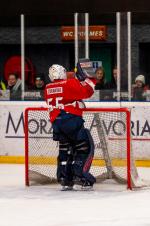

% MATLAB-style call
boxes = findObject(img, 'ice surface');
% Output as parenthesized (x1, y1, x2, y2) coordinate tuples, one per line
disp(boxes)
(0, 164, 150, 226)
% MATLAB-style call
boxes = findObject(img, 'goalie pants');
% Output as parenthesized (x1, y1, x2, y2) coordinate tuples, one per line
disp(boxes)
(52, 110, 96, 185)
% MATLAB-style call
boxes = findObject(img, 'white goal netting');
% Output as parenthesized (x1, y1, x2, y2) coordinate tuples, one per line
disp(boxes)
(25, 107, 148, 189)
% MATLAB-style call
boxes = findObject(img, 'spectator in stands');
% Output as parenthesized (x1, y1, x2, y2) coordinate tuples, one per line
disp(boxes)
(132, 74, 149, 101)
(34, 74, 45, 90)
(33, 74, 45, 100)
(95, 66, 118, 100)
(112, 66, 118, 85)
(7, 73, 22, 100)
(95, 67, 105, 90)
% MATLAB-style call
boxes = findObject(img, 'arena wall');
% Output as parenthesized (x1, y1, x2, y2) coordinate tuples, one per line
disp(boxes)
(1, 101, 150, 164)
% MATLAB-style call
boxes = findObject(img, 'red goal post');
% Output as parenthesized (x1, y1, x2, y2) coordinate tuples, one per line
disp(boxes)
(25, 107, 132, 189)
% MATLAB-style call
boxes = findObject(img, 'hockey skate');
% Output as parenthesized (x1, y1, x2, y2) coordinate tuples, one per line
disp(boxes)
(59, 178, 74, 191)
(81, 180, 94, 191)
(73, 176, 94, 191)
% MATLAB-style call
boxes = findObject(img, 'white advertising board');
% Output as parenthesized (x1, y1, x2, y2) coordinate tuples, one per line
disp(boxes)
(0, 101, 150, 159)
(0, 102, 46, 156)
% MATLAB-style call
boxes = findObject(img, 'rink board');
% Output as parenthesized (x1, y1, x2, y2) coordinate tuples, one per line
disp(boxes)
(1, 101, 150, 164)
(1, 155, 150, 167)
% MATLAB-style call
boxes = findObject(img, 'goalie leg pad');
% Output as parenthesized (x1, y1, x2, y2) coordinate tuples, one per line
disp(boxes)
(57, 141, 74, 186)
(73, 129, 96, 185)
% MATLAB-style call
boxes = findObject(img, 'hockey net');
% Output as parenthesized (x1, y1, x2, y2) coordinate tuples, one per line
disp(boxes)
(24, 107, 146, 189)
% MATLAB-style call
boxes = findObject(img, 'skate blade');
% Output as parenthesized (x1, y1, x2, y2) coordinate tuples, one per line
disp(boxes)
(73, 185, 94, 191)
(61, 186, 73, 191)
(81, 186, 94, 191)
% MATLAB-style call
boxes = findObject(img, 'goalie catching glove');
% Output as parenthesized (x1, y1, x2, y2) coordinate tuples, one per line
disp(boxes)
(76, 59, 96, 81)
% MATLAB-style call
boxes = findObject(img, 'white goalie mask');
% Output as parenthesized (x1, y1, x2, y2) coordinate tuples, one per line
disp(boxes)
(48, 64, 67, 82)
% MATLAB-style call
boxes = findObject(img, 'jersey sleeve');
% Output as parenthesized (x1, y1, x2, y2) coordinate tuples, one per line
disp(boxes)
(66, 78, 96, 100)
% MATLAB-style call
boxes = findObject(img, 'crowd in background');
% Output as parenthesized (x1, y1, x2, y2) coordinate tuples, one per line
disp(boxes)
(0, 72, 46, 100)
(0, 63, 150, 101)
(94, 66, 149, 101)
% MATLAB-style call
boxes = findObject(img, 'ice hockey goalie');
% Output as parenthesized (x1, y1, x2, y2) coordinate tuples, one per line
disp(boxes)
(45, 61, 96, 190)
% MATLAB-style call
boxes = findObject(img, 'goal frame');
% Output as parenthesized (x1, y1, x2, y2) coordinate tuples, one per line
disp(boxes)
(24, 107, 131, 189)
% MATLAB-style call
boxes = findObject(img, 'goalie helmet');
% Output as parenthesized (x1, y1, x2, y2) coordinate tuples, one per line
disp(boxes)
(48, 64, 67, 82)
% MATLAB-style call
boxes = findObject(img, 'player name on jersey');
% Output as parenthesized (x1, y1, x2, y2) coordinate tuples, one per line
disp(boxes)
(47, 87, 63, 94)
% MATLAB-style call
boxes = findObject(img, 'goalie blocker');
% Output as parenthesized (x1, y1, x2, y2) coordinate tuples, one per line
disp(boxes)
(76, 58, 96, 81)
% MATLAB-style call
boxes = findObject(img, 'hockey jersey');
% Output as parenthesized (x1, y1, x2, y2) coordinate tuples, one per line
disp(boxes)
(45, 78, 96, 122)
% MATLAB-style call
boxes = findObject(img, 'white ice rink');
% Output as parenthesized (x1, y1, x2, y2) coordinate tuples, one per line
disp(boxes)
(0, 164, 150, 226)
